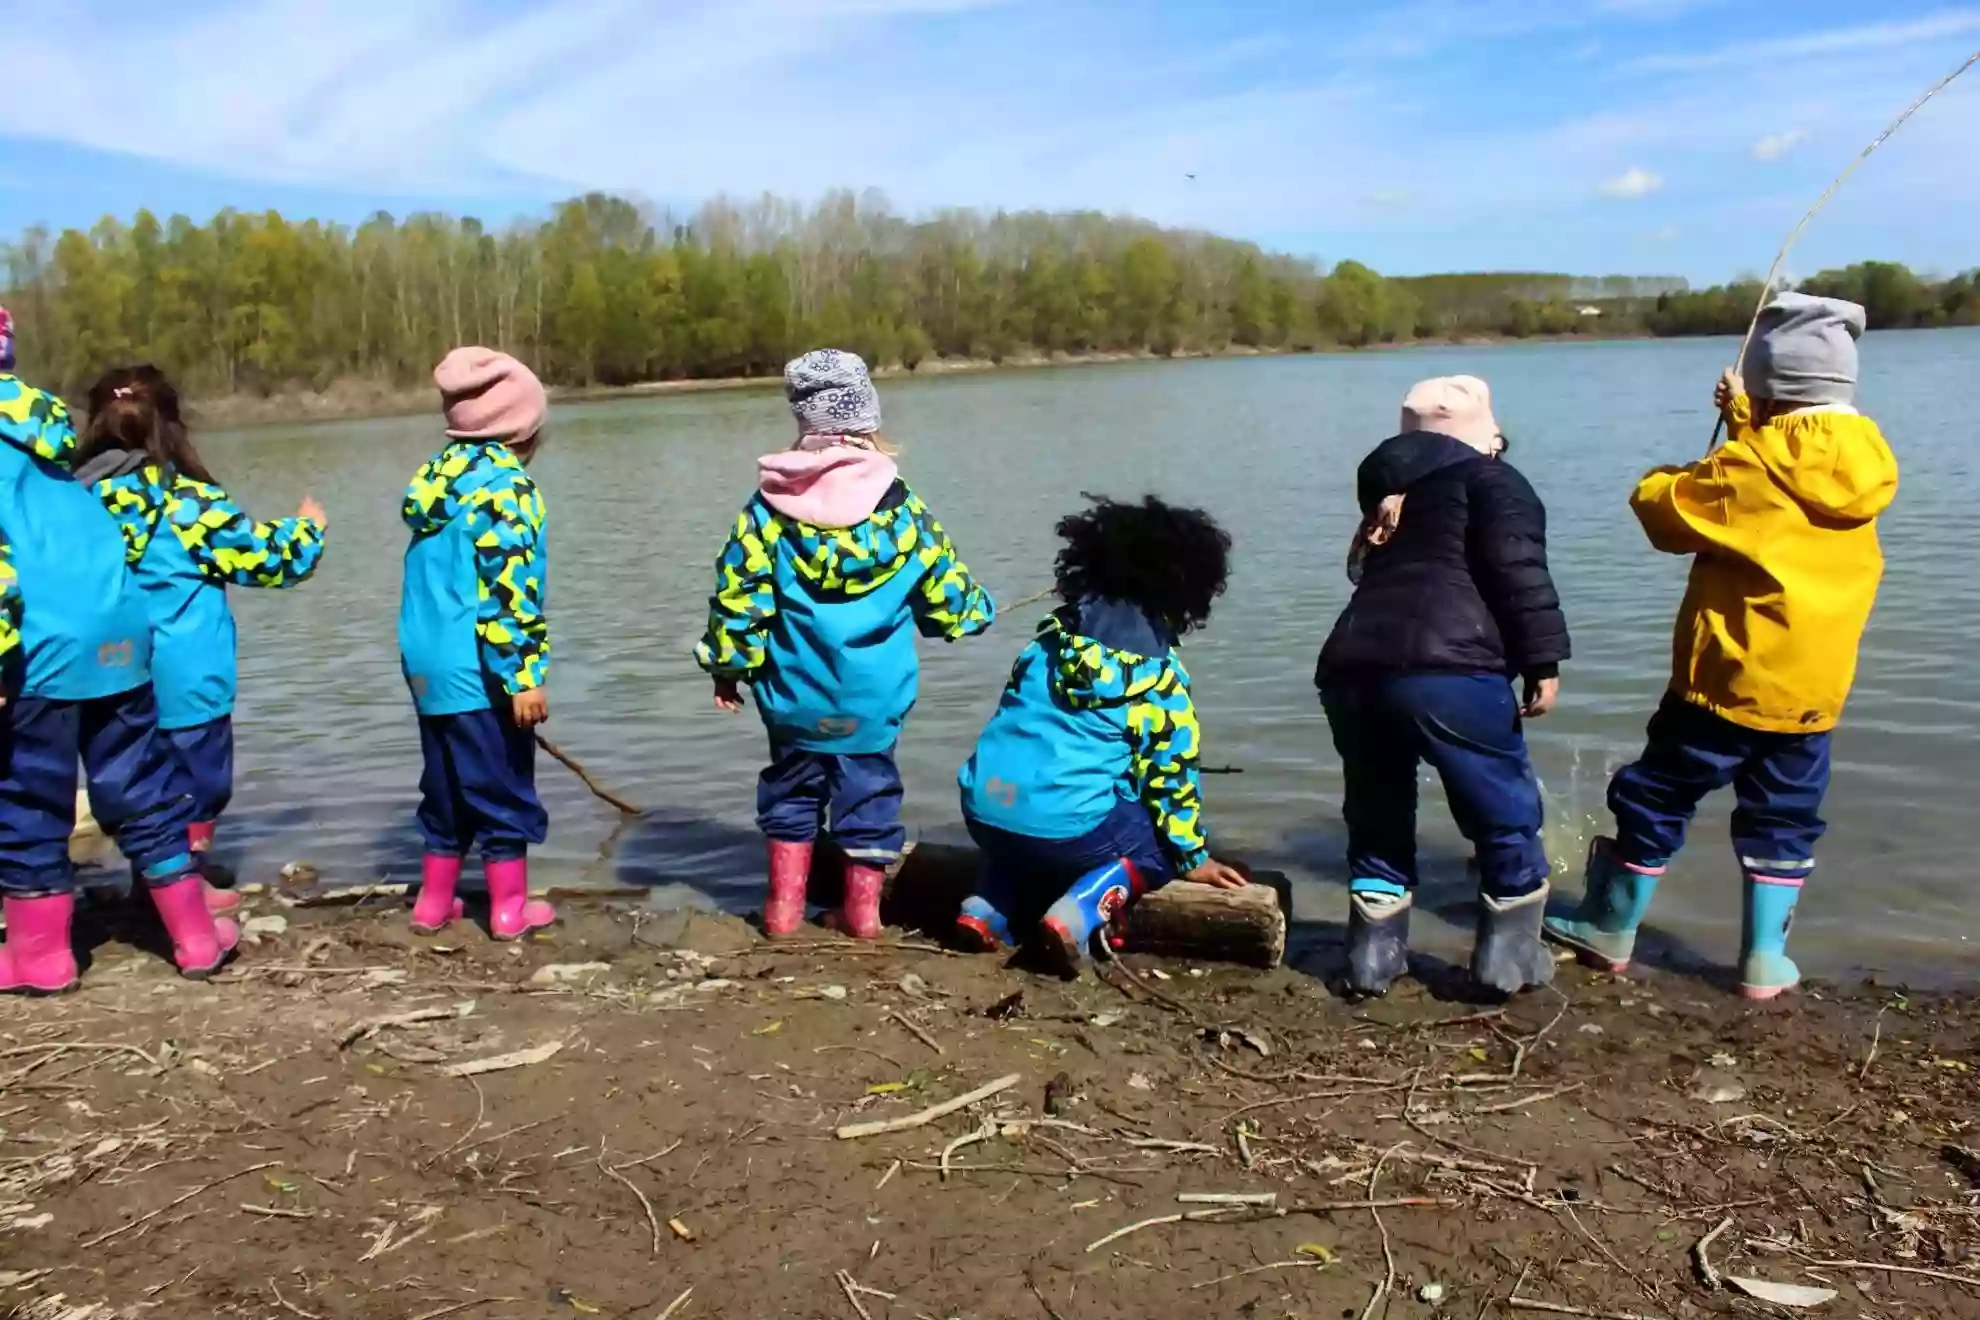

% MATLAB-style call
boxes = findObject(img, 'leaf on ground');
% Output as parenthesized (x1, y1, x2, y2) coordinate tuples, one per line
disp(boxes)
(751, 1021, 783, 1036)
(1295, 1243, 1338, 1263)
(1467, 1047, 1489, 1063)
(867, 1082, 911, 1095)
(1726, 1277, 1838, 1307)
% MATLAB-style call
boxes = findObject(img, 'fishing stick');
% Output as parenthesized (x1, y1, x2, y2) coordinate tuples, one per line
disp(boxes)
(535, 732, 642, 816)
(1707, 48, 1980, 453)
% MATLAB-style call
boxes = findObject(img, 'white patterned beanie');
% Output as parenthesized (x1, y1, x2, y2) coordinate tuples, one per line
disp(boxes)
(785, 349, 882, 438)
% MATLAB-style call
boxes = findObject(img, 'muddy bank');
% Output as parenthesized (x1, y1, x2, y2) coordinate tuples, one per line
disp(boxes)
(2, 893, 1976, 1320)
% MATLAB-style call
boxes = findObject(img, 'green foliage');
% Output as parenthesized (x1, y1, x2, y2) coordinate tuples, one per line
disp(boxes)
(2, 189, 1967, 400)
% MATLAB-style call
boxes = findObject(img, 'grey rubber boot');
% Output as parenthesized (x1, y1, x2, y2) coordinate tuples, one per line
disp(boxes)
(1345, 889, 1412, 997)
(1472, 883, 1556, 995)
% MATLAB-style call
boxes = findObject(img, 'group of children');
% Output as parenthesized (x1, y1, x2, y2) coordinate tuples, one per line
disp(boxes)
(0, 291, 1898, 1003)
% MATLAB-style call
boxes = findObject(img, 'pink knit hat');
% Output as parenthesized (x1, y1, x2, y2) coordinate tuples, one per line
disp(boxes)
(1400, 375, 1501, 454)
(434, 347, 547, 442)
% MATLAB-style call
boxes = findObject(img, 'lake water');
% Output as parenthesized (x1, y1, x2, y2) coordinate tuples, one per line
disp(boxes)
(198, 333, 1980, 984)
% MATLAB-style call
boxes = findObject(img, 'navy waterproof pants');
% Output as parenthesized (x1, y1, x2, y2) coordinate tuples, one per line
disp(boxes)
(964, 795, 1175, 928)
(1321, 672, 1550, 899)
(0, 685, 197, 895)
(416, 706, 547, 862)
(162, 716, 235, 823)
(1607, 695, 1829, 878)
(757, 743, 906, 865)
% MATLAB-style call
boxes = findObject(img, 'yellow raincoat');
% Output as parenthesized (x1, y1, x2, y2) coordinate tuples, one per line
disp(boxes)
(1630, 396, 1898, 734)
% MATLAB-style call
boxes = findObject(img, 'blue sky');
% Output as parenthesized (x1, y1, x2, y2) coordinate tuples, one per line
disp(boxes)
(3, 0, 1979, 282)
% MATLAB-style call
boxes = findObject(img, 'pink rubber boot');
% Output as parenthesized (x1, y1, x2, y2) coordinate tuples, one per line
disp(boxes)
(763, 840, 813, 939)
(486, 857, 555, 941)
(148, 876, 240, 979)
(410, 854, 466, 935)
(0, 894, 81, 995)
(824, 862, 885, 941)
(187, 822, 240, 915)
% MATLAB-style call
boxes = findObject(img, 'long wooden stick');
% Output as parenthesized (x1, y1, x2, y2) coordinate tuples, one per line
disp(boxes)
(535, 732, 641, 815)
(1708, 48, 1980, 453)
(836, 1073, 1021, 1140)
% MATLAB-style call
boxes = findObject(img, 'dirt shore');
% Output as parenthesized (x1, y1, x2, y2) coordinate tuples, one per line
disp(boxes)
(2, 891, 1976, 1320)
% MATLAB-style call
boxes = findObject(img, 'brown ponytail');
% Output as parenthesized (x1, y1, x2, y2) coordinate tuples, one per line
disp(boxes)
(82, 365, 214, 485)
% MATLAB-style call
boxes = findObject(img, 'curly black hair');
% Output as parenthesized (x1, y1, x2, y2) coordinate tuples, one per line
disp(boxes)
(1052, 494, 1233, 636)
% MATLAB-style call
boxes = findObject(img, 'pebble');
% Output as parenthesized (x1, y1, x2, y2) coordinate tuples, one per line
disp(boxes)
(528, 962, 611, 986)
(1418, 1283, 1446, 1304)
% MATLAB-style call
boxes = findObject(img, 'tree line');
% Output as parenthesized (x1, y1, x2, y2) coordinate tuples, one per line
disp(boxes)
(2, 189, 1974, 400)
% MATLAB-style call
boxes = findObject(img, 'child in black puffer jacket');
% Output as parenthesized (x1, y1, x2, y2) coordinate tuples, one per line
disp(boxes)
(1316, 375, 1570, 999)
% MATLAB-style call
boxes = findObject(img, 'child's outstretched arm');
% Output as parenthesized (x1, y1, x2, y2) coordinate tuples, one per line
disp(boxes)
(1631, 375, 1754, 556)
(169, 477, 328, 588)
(694, 504, 779, 709)
(904, 494, 995, 640)
(463, 467, 550, 723)
(1126, 659, 1245, 888)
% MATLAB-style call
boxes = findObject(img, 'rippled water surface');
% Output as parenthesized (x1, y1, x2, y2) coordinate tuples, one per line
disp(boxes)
(204, 333, 1980, 981)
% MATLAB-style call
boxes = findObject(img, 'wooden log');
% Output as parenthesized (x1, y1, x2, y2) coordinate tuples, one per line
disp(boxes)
(1122, 877, 1286, 969)
(856, 841, 1289, 969)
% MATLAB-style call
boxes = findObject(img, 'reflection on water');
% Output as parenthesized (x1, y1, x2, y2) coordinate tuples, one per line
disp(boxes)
(200, 332, 1980, 982)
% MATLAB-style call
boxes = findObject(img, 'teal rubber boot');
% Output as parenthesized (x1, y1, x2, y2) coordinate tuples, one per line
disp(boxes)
(1473, 884, 1556, 995)
(1543, 837, 1663, 973)
(1739, 873, 1803, 1000)
(1344, 880, 1412, 998)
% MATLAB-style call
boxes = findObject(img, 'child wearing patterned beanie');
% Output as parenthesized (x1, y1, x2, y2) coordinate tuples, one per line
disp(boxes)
(696, 348, 996, 940)
(399, 348, 555, 942)
(1549, 293, 1899, 999)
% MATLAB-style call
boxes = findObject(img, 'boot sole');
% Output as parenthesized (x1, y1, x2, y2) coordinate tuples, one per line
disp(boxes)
(1, 979, 80, 997)
(1740, 981, 1798, 1001)
(1541, 929, 1632, 975)
(491, 921, 556, 943)
(953, 916, 1004, 953)
(1038, 918, 1083, 978)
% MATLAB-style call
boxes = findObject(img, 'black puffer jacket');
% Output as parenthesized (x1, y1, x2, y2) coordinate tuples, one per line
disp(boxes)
(1316, 431, 1570, 684)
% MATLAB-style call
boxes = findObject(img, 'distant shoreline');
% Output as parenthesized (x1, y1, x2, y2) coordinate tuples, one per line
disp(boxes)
(191, 332, 1654, 432)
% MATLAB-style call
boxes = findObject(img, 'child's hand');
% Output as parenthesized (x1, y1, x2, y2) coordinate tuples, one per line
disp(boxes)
(512, 688, 549, 728)
(1521, 674, 1560, 718)
(297, 495, 328, 528)
(1715, 369, 1744, 414)
(713, 678, 745, 713)
(1183, 859, 1249, 889)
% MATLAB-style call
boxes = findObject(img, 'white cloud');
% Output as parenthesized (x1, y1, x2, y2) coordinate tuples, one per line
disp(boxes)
(1631, 11, 1980, 73)
(1650, 224, 1682, 241)
(1752, 129, 1809, 161)
(1600, 166, 1664, 198)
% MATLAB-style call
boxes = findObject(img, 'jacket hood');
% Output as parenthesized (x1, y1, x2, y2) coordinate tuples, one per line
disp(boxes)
(1744, 409, 1897, 525)
(403, 439, 522, 536)
(1046, 598, 1178, 711)
(1356, 431, 1484, 513)
(757, 446, 899, 528)
(765, 480, 924, 594)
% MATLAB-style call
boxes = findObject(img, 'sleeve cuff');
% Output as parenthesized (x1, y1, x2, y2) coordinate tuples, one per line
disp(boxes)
(1522, 663, 1559, 681)
(1172, 846, 1210, 874)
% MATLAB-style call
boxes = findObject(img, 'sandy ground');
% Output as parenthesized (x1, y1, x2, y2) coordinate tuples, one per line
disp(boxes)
(1, 889, 1977, 1320)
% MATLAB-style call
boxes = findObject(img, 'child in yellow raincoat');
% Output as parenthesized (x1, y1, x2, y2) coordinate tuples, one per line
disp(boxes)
(1547, 293, 1898, 999)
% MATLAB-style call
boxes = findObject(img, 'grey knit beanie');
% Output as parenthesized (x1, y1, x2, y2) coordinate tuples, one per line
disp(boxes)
(1745, 292, 1865, 406)
(785, 349, 882, 437)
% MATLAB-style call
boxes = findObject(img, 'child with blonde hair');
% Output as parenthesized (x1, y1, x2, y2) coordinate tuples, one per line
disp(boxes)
(697, 349, 994, 939)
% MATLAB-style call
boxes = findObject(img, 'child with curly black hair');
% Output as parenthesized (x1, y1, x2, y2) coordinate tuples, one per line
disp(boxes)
(956, 495, 1248, 973)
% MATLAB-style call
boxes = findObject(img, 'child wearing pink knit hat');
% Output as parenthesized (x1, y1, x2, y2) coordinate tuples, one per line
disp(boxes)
(398, 348, 555, 941)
